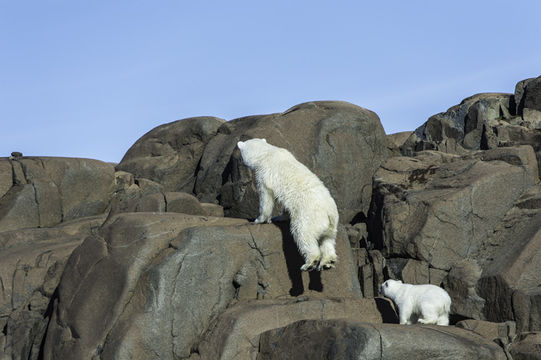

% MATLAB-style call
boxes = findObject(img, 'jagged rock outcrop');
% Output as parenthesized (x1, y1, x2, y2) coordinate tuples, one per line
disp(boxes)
(1, 78, 541, 359)
(0, 157, 114, 232)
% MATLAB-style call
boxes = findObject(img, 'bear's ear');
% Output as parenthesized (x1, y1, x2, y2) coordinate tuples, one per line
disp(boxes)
(237, 141, 245, 150)
(398, 280, 403, 283)
(262, 138, 267, 143)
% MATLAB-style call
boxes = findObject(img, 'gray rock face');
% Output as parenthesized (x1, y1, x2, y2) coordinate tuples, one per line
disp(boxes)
(0, 215, 106, 360)
(0, 157, 115, 232)
(257, 320, 507, 360)
(41, 213, 360, 359)
(116, 117, 226, 193)
(2, 80, 541, 359)
(370, 146, 538, 270)
(194, 101, 388, 223)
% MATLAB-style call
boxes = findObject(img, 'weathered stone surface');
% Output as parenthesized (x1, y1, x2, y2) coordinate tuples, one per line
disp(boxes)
(369, 146, 538, 270)
(387, 131, 413, 157)
(0, 159, 11, 198)
(510, 332, 541, 360)
(0, 215, 106, 360)
(116, 116, 226, 193)
(443, 259, 485, 320)
(196, 298, 392, 360)
(194, 101, 388, 223)
(42, 213, 360, 360)
(165, 191, 206, 215)
(257, 320, 507, 360)
(0, 157, 115, 232)
(402, 93, 514, 154)
(455, 319, 516, 344)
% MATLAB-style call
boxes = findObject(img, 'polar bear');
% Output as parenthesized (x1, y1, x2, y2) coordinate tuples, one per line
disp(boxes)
(380, 279, 451, 325)
(237, 138, 339, 271)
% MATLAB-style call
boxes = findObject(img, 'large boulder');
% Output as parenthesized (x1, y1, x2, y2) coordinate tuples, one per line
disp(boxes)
(195, 101, 388, 223)
(116, 116, 226, 193)
(256, 320, 507, 360)
(369, 145, 538, 271)
(42, 212, 360, 360)
(0, 157, 115, 232)
(196, 298, 395, 360)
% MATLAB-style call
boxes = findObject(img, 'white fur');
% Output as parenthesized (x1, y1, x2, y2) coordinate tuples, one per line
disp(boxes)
(237, 138, 339, 271)
(380, 279, 451, 326)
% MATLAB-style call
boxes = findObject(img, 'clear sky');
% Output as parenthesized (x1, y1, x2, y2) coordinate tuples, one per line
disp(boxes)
(1, 1, 540, 163)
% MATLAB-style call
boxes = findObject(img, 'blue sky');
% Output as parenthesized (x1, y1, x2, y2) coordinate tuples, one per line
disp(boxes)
(1, 1, 540, 163)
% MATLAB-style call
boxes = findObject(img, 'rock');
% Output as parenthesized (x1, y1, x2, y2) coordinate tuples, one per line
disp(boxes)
(0, 215, 106, 360)
(0, 157, 115, 232)
(387, 131, 413, 157)
(256, 320, 507, 360)
(116, 116, 226, 193)
(519, 76, 541, 114)
(444, 259, 485, 320)
(200, 202, 224, 217)
(455, 319, 516, 344)
(402, 77, 541, 177)
(194, 101, 388, 223)
(0, 159, 11, 198)
(369, 146, 539, 271)
(42, 213, 360, 359)
(510, 332, 541, 360)
(402, 93, 514, 154)
(196, 298, 390, 359)
(165, 191, 205, 215)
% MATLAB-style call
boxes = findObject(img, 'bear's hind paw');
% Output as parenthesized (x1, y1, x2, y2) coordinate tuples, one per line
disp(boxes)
(300, 259, 319, 272)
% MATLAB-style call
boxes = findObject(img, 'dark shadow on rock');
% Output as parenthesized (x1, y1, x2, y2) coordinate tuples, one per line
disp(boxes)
(375, 297, 399, 323)
(449, 313, 470, 326)
(276, 220, 324, 295)
(308, 271, 323, 291)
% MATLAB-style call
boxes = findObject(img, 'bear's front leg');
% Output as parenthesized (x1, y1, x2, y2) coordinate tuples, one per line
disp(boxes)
(254, 185, 274, 224)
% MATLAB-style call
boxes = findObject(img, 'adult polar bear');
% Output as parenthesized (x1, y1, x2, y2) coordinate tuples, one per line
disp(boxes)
(381, 279, 451, 325)
(237, 138, 339, 271)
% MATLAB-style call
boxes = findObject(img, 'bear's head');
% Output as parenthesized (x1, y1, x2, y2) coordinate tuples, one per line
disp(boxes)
(237, 138, 268, 169)
(380, 279, 403, 298)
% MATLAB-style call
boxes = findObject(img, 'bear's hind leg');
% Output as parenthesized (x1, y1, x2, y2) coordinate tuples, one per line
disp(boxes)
(417, 304, 439, 325)
(293, 231, 321, 271)
(318, 237, 337, 270)
(436, 314, 449, 326)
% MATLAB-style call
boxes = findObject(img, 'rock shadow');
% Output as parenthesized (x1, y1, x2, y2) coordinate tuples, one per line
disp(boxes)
(275, 220, 323, 296)
(375, 297, 399, 323)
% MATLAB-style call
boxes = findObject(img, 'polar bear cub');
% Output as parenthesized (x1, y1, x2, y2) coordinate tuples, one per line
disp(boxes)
(380, 279, 451, 325)
(237, 138, 339, 271)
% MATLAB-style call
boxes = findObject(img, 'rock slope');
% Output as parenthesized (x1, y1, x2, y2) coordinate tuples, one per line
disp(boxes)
(1, 78, 540, 359)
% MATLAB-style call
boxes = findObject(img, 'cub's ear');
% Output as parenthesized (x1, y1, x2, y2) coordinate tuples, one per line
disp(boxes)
(237, 141, 245, 149)
(398, 280, 403, 283)
(262, 138, 267, 143)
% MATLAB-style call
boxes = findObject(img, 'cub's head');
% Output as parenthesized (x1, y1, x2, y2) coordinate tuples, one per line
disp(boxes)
(380, 279, 403, 298)
(237, 138, 268, 168)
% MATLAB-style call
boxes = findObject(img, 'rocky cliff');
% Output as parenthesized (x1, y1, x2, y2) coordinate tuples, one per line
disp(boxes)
(1, 76, 541, 360)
